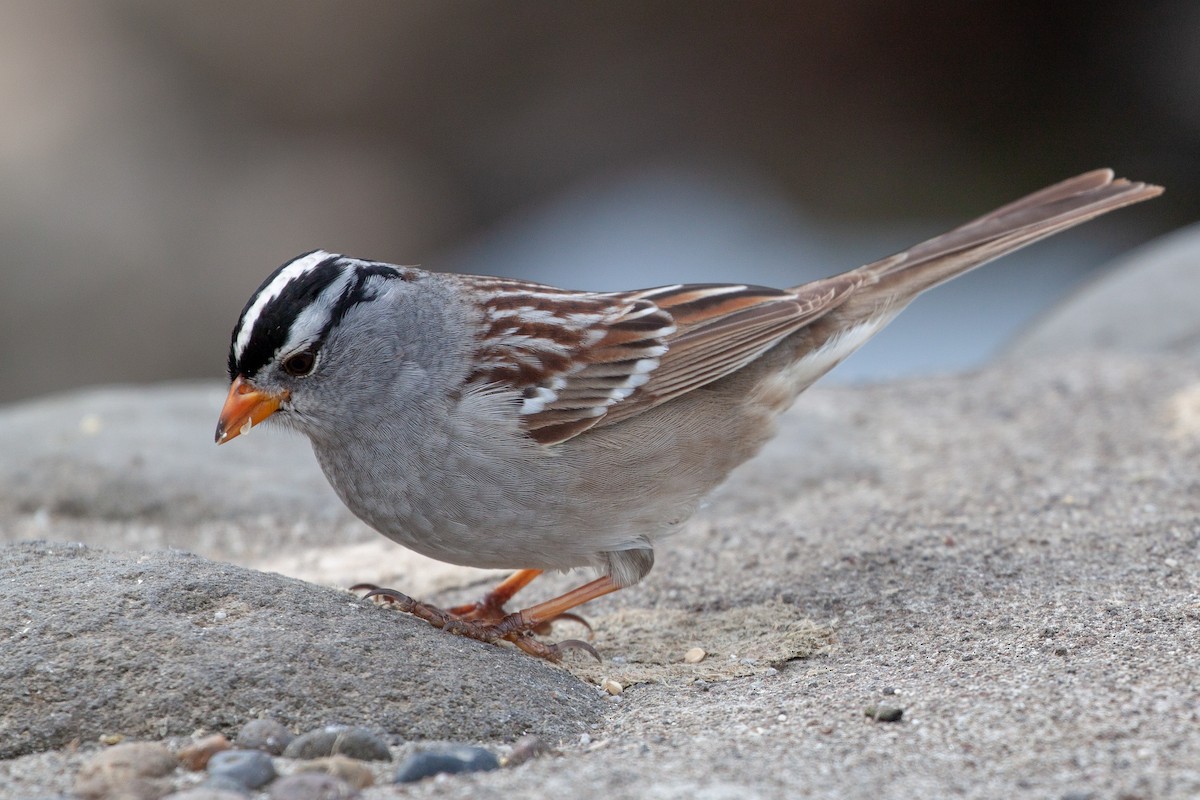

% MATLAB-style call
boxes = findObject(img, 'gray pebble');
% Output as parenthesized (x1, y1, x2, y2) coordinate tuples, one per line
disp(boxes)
(394, 746, 500, 783)
(267, 773, 357, 800)
(283, 725, 391, 762)
(235, 718, 294, 755)
(207, 749, 277, 790)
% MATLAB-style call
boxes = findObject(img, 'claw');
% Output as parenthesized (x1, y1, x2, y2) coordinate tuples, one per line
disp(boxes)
(553, 638, 603, 662)
(360, 586, 408, 604)
(510, 634, 602, 663)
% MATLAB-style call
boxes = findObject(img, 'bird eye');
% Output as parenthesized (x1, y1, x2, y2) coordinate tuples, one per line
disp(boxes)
(282, 350, 317, 376)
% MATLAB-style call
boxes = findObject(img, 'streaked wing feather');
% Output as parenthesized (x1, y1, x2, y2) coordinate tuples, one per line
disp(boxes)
(595, 276, 862, 428)
(466, 276, 860, 445)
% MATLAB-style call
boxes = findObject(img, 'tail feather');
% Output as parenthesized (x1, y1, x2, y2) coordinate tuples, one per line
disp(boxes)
(764, 170, 1162, 397)
(833, 170, 1163, 304)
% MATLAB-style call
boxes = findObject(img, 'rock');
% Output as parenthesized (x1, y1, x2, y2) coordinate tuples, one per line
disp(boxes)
(394, 746, 500, 783)
(163, 789, 247, 800)
(864, 706, 904, 723)
(1006, 222, 1200, 361)
(73, 742, 178, 800)
(0, 544, 604, 760)
(0, 384, 348, 529)
(267, 773, 357, 800)
(283, 726, 390, 762)
(206, 750, 276, 790)
(177, 734, 232, 771)
(234, 719, 294, 756)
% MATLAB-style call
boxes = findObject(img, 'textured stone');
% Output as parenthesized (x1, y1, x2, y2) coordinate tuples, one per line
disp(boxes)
(283, 727, 390, 762)
(394, 746, 500, 783)
(206, 750, 276, 790)
(234, 719, 294, 756)
(177, 734, 232, 771)
(0, 545, 603, 760)
(267, 773, 357, 800)
(73, 742, 178, 800)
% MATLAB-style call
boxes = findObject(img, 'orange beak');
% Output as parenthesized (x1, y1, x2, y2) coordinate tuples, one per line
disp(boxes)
(214, 376, 287, 444)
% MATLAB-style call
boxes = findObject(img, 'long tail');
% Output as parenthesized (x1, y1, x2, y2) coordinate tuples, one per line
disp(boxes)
(841, 169, 1163, 303)
(761, 170, 1162, 395)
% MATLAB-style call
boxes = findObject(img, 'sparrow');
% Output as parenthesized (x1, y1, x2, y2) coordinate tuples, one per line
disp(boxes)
(216, 169, 1160, 660)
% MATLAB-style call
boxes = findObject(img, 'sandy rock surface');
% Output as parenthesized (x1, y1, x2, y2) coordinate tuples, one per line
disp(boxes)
(2, 347, 1198, 797)
(1, 543, 601, 762)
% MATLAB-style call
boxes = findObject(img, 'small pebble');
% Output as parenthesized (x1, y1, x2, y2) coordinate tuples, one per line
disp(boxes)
(683, 647, 707, 664)
(268, 773, 357, 800)
(178, 734, 232, 771)
(295, 755, 374, 789)
(601, 678, 623, 695)
(503, 735, 550, 768)
(864, 705, 904, 723)
(394, 746, 500, 783)
(236, 719, 295, 756)
(163, 789, 247, 800)
(74, 742, 178, 800)
(207, 749, 277, 790)
(284, 726, 391, 762)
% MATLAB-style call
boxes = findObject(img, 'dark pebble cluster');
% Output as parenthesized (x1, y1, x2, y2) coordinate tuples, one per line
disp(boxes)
(74, 718, 527, 799)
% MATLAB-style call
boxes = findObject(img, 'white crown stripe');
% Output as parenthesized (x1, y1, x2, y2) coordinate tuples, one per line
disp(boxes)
(233, 250, 336, 362)
(279, 269, 356, 356)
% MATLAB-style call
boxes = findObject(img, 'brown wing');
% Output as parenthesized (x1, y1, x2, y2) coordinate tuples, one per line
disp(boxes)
(594, 279, 862, 427)
(464, 276, 862, 445)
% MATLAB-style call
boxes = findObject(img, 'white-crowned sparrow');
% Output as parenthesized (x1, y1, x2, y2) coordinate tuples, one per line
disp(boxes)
(216, 169, 1160, 659)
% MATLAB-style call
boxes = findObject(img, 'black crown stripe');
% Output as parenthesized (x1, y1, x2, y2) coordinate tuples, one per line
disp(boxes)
(227, 254, 406, 380)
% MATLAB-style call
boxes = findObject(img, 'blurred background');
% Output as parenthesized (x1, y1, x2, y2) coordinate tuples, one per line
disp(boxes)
(1, 0, 1196, 404)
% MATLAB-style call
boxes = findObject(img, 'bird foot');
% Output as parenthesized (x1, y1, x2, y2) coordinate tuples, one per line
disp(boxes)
(351, 583, 599, 662)
(447, 598, 593, 637)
